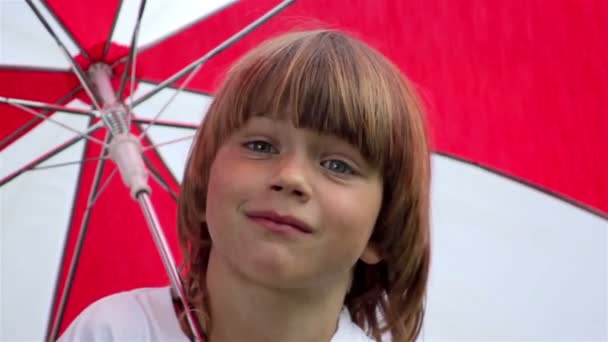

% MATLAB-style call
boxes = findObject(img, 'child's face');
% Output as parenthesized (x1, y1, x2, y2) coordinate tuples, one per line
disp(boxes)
(204, 116, 383, 290)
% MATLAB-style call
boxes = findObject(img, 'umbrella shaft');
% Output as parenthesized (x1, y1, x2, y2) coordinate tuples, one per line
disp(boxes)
(89, 63, 130, 135)
(89, 63, 119, 105)
(137, 192, 205, 341)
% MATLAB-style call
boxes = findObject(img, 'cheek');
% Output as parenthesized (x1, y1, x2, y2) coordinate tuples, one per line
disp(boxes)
(204, 150, 255, 226)
(205, 154, 235, 227)
(206, 150, 238, 203)
(204, 155, 248, 255)
(206, 158, 224, 207)
(322, 181, 383, 244)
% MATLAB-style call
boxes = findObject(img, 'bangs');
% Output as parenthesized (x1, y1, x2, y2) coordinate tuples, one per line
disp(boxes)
(219, 31, 397, 168)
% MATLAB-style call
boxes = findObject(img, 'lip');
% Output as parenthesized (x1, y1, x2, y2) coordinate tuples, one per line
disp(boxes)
(245, 210, 314, 234)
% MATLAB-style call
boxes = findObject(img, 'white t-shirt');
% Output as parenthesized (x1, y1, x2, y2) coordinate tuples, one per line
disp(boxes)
(59, 287, 373, 342)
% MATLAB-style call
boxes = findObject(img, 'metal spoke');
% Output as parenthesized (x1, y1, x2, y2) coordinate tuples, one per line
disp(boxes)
(0, 65, 70, 73)
(137, 64, 202, 140)
(110, 55, 129, 69)
(88, 167, 118, 207)
(118, 0, 147, 100)
(25, 0, 103, 109)
(30, 157, 108, 171)
(137, 1, 236, 54)
(128, 45, 139, 111)
(0, 121, 103, 187)
(102, 0, 125, 59)
(46, 132, 111, 342)
(108, 0, 238, 68)
(142, 155, 178, 202)
(10, 103, 107, 147)
(0, 85, 83, 150)
(37, 1, 91, 61)
(142, 134, 195, 151)
(132, 118, 198, 130)
(131, 0, 296, 108)
(0, 96, 94, 116)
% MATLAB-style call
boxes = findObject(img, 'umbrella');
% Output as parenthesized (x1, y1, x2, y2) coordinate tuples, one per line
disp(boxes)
(1, 1, 294, 340)
(1, 1, 606, 341)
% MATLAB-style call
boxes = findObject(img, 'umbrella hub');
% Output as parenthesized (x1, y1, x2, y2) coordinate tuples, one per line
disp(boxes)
(100, 102, 130, 136)
(89, 63, 130, 136)
(89, 62, 149, 198)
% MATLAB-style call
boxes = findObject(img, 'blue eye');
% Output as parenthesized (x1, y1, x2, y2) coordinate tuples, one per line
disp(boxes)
(321, 159, 354, 174)
(243, 140, 277, 154)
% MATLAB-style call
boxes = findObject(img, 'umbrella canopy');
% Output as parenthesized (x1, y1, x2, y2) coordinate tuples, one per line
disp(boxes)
(1, 1, 606, 341)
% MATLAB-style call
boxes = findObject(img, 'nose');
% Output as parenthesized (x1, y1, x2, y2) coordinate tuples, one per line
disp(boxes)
(269, 154, 312, 202)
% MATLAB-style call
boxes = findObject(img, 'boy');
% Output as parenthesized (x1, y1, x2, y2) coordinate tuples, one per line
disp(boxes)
(60, 29, 431, 342)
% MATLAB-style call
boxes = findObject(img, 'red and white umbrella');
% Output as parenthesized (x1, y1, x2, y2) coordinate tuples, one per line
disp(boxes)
(1, 1, 606, 341)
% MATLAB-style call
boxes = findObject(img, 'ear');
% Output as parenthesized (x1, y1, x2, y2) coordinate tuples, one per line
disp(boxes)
(360, 242, 382, 265)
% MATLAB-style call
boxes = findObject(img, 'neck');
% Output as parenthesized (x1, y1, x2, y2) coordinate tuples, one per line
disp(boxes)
(203, 248, 350, 342)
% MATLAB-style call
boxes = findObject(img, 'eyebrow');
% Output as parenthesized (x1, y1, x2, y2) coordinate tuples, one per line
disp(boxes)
(242, 116, 377, 167)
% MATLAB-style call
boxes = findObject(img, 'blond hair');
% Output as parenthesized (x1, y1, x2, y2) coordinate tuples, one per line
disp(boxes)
(178, 30, 431, 342)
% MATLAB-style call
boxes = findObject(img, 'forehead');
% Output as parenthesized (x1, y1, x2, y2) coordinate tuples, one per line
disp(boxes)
(213, 32, 402, 169)
(224, 92, 389, 171)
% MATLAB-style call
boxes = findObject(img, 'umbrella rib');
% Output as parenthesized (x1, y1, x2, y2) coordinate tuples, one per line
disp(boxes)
(136, 64, 203, 140)
(0, 121, 104, 187)
(137, 0, 238, 54)
(0, 96, 94, 116)
(128, 53, 139, 111)
(25, 0, 103, 109)
(130, 78, 207, 137)
(46, 133, 112, 341)
(118, 0, 147, 101)
(43, 118, 94, 342)
(130, 0, 296, 109)
(142, 154, 178, 202)
(142, 134, 195, 151)
(132, 118, 198, 130)
(36, 1, 91, 61)
(0, 85, 83, 150)
(88, 167, 118, 207)
(0, 65, 69, 73)
(29, 157, 109, 171)
(102, 0, 125, 60)
(137, 77, 214, 96)
(137, 128, 181, 198)
(9, 103, 107, 147)
(109, 0, 240, 68)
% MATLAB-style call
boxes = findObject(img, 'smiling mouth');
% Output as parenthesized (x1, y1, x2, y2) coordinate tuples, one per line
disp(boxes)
(245, 211, 313, 235)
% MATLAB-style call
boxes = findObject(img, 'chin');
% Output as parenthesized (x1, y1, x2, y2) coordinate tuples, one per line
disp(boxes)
(238, 249, 313, 288)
